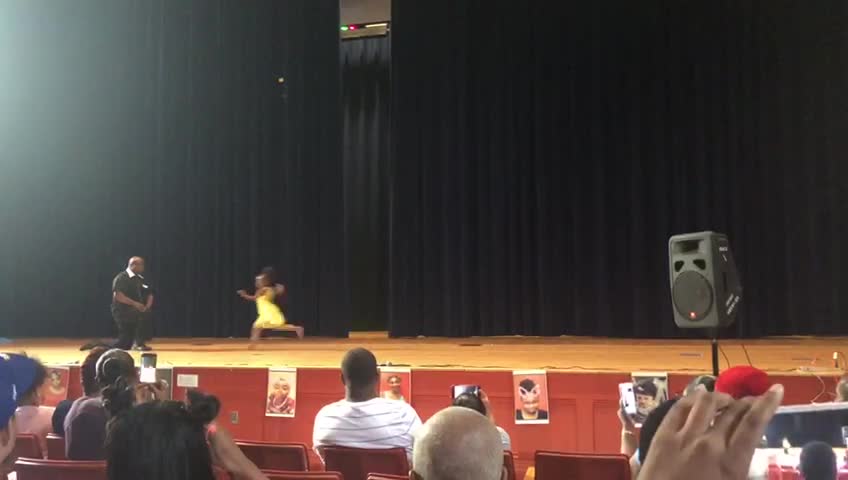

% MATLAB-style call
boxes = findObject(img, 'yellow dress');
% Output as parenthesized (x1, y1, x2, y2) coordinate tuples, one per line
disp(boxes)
(252, 288, 286, 329)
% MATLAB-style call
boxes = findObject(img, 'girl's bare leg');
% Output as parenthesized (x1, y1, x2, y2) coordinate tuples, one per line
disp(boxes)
(249, 327, 262, 349)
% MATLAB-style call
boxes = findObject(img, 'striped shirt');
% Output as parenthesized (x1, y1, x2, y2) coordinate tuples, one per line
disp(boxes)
(312, 397, 422, 461)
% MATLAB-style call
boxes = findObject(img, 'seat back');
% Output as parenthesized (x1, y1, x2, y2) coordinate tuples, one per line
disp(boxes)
(323, 446, 409, 480)
(366, 475, 408, 480)
(263, 471, 343, 480)
(45, 434, 66, 460)
(779, 466, 800, 480)
(534, 451, 630, 480)
(236, 441, 310, 472)
(14, 434, 43, 459)
(14, 458, 107, 480)
(503, 451, 516, 480)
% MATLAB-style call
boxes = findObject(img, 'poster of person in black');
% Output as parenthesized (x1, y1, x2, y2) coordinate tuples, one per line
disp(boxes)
(111, 257, 154, 351)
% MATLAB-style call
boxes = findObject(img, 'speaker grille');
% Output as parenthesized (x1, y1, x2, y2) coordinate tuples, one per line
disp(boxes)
(672, 271, 713, 321)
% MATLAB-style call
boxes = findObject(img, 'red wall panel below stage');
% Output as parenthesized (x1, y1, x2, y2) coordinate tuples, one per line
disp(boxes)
(59, 365, 843, 475)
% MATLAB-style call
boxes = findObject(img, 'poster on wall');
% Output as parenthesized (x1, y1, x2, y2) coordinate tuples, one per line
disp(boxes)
(266, 368, 297, 418)
(630, 371, 669, 426)
(379, 368, 411, 403)
(42, 367, 70, 407)
(513, 370, 550, 425)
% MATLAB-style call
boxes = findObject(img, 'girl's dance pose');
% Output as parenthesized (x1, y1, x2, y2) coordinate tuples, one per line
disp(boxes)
(238, 267, 287, 347)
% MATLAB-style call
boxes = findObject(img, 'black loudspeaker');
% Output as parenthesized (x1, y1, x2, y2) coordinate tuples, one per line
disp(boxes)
(669, 231, 742, 328)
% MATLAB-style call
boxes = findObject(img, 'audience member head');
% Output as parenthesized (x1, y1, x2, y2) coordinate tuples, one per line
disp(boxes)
(638, 398, 680, 465)
(799, 441, 837, 480)
(96, 349, 138, 418)
(95, 349, 136, 390)
(836, 377, 848, 402)
(7, 355, 47, 407)
(412, 407, 502, 480)
(82, 346, 109, 396)
(684, 375, 716, 396)
(716, 366, 771, 400)
(453, 392, 487, 417)
(106, 390, 219, 480)
(52, 399, 74, 437)
(340, 348, 379, 401)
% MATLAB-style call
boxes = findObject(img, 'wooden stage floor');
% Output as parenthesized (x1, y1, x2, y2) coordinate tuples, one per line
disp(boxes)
(4, 333, 847, 375)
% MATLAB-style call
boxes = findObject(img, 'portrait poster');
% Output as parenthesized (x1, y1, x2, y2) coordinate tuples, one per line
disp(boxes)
(379, 368, 411, 403)
(266, 368, 297, 418)
(42, 366, 70, 407)
(513, 370, 550, 425)
(630, 371, 669, 426)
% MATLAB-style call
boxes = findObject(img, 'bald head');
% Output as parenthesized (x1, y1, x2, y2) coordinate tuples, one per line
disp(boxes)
(412, 407, 503, 480)
(128, 257, 145, 274)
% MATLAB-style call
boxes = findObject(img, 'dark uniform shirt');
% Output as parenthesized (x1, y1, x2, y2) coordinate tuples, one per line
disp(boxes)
(111, 270, 148, 319)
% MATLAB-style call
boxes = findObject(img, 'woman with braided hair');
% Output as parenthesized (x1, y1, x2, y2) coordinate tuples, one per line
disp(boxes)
(106, 390, 268, 480)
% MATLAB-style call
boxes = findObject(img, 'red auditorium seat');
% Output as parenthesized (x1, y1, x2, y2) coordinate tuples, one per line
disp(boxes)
(263, 471, 343, 480)
(503, 451, 516, 480)
(534, 451, 630, 480)
(236, 440, 310, 471)
(44, 434, 65, 460)
(14, 434, 43, 459)
(777, 466, 800, 480)
(323, 446, 410, 480)
(13, 458, 107, 480)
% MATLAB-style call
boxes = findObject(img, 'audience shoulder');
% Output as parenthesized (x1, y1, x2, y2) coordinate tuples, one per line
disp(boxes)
(314, 398, 348, 421)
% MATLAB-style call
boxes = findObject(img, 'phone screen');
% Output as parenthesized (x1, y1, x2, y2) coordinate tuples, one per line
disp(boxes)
(763, 403, 848, 448)
(139, 353, 157, 384)
(619, 382, 637, 416)
(452, 384, 480, 399)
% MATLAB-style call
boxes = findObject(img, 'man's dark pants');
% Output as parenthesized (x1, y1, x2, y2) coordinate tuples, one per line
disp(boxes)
(113, 311, 151, 350)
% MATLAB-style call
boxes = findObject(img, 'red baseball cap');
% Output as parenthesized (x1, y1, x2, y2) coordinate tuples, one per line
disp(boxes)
(715, 365, 771, 399)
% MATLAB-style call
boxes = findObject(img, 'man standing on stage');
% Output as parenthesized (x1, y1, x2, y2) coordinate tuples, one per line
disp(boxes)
(111, 257, 154, 351)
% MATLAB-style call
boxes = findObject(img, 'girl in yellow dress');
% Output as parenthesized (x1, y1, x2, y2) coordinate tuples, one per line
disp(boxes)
(238, 267, 286, 346)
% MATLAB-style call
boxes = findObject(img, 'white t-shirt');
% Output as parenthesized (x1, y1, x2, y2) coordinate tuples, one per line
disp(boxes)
(496, 426, 512, 451)
(312, 397, 422, 461)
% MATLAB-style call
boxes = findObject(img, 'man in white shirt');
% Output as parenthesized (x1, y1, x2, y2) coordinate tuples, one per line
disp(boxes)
(313, 348, 422, 461)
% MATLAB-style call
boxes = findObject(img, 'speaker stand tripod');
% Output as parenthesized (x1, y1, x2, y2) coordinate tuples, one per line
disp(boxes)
(710, 328, 720, 377)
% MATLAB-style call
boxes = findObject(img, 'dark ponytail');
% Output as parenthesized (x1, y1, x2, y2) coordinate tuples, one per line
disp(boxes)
(186, 390, 220, 426)
(101, 376, 136, 418)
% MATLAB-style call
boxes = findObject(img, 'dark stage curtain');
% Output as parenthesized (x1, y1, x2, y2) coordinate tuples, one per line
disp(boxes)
(389, 0, 848, 338)
(342, 36, 392, 331)
(0, 0, 349, 338)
